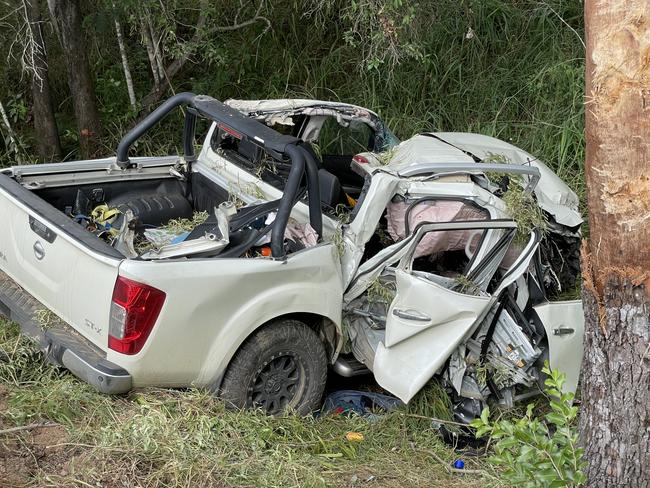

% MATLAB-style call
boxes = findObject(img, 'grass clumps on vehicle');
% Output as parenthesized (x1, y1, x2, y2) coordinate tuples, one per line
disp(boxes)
(329, 205, 351, 257)
(376, 147, 397, 166)
(502, 183, 549, 243)
(481, 152, 549, 243)
(135, 211, 209, 254)
(452, 274, 482, 296)
(0, 318, 502, 487)
(160, 211, 209, 234)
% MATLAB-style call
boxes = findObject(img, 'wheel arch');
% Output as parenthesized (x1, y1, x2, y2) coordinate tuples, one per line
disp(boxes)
(201, 309, 343, 393)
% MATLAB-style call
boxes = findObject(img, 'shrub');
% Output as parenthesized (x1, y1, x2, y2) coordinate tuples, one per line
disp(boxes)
(471, 363, 586, 487)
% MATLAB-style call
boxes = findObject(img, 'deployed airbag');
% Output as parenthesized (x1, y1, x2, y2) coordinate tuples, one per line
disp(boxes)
(386, 200, 488, 258)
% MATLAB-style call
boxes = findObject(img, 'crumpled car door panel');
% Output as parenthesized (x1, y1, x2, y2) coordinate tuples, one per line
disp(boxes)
(384, 270, 491, 348)
(373, 231, 540, 403)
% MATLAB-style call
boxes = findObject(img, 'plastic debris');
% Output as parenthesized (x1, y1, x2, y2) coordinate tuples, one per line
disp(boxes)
(345, 432, 364, 442)
(140, 207, 230, 260)
(90, 204, 121, 237)
(453, 459, 465, 469)
(112, 210, 138, 258)
(143, 228, 190, 248)
(322, 390, 403, 418)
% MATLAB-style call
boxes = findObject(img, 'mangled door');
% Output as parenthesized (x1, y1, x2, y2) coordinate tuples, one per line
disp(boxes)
(371, 223, 541, 402)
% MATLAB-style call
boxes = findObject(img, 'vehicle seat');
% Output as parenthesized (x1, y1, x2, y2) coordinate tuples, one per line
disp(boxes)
(318, 169, 345, 209)
(300, 142, 323, 169)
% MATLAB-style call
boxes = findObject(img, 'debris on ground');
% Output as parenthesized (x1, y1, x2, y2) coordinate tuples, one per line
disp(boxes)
(322, 390, 403, 418)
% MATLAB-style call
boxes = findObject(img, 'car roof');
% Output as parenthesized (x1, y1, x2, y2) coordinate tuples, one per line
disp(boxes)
(225, 98, 381, 118)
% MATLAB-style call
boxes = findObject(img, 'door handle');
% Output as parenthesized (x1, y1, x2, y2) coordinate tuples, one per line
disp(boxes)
(392, 308, 431, 322)
(552, 327, 574, 336)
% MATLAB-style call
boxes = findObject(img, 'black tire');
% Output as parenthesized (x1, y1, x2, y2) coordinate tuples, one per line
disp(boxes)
(219, 319, 327, 415)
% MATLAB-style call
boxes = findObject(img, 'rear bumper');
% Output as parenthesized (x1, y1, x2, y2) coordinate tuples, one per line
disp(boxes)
(0, 269, 132, 394)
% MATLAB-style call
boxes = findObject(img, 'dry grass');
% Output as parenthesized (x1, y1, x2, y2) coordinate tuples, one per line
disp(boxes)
(0, 319, 507, 487)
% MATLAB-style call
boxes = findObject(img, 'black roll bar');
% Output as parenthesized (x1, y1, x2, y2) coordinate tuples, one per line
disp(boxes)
(116, 92, 197, 167)
(299, 145, 323, 243)
(271, 145, 305, 257)
(115, 92, 322, 259)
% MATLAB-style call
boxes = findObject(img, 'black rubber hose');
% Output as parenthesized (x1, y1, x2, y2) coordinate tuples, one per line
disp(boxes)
(229, 199, 282, 232)
(219, 224, 274, 258)
(116, 92, 196, 167)
(271, 144, 305, 258)
(298, 145, 323, 239)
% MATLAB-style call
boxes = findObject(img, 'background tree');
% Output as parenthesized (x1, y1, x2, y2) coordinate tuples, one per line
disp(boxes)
(581, 1, 650, 485)
(0, 1, 585, 178)
(136, 0, 271, 111)
(112, 2, 136, 111)
(22, 0, 62, 161)
(47, 0, 102, 158)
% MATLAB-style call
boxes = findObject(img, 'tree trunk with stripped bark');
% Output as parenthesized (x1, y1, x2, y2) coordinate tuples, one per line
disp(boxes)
(581, 1, 650, 486)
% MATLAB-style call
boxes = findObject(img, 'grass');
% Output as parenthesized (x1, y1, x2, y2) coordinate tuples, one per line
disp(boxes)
(0, 319, 507, 487)
(501, 180, 550, 243)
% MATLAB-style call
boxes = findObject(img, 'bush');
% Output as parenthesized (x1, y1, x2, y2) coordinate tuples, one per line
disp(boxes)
(471, 363, 586, 487)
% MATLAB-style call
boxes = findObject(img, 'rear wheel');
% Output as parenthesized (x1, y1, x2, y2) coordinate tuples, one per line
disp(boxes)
(219, 319, 327, 415)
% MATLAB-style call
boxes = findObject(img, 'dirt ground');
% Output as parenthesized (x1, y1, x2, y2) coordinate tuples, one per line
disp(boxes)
(0, 385, 73, 488)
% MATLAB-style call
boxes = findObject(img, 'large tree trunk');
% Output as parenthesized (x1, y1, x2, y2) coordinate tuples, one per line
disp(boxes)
(581, 1, 650, 486)
(47, 0, 102, 158)
(24, 0, 61, 161)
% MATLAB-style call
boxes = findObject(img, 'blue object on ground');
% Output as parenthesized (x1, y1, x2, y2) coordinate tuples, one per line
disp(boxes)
(321, 390, 403, 418)
(453, 459, 465, 469)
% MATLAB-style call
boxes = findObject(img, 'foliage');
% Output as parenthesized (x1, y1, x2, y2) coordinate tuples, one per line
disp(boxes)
(471, 363, 587, 487)
(366, 276, 396, 304)
(0, 0, 584, 211)
(303, 0, 423, 71)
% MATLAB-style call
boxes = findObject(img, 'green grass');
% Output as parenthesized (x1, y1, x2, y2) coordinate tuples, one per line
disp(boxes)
(0, 319, 506, 487)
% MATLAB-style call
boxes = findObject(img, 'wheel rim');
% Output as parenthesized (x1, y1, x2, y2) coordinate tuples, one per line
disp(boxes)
(249, 352, 304, 414)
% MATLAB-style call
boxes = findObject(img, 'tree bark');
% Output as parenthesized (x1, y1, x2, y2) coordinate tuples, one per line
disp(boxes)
(0, 101, 25, 163)
(47, 0, 102, 158)
(581, 1, 650, 486)
(24, 0, 62, 161)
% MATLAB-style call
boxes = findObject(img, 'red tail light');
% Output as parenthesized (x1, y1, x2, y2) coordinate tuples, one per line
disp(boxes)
(108, 277, 166, 355)
(352, 155, 369, 164)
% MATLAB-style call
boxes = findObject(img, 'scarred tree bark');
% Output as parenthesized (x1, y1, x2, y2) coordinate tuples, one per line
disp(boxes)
(47, 0, 102, 158)
(581, 1, 650, 486)
(24, 0, 61, 161)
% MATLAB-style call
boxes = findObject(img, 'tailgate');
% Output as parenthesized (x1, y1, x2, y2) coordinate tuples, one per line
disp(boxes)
(0, 173, 121, 349)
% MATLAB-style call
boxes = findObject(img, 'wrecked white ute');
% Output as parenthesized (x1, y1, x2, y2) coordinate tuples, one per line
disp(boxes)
(0, 93, 583, 421)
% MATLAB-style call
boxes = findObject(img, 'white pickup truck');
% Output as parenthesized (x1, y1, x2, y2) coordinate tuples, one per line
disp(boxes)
(0, 93, 584, 418)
